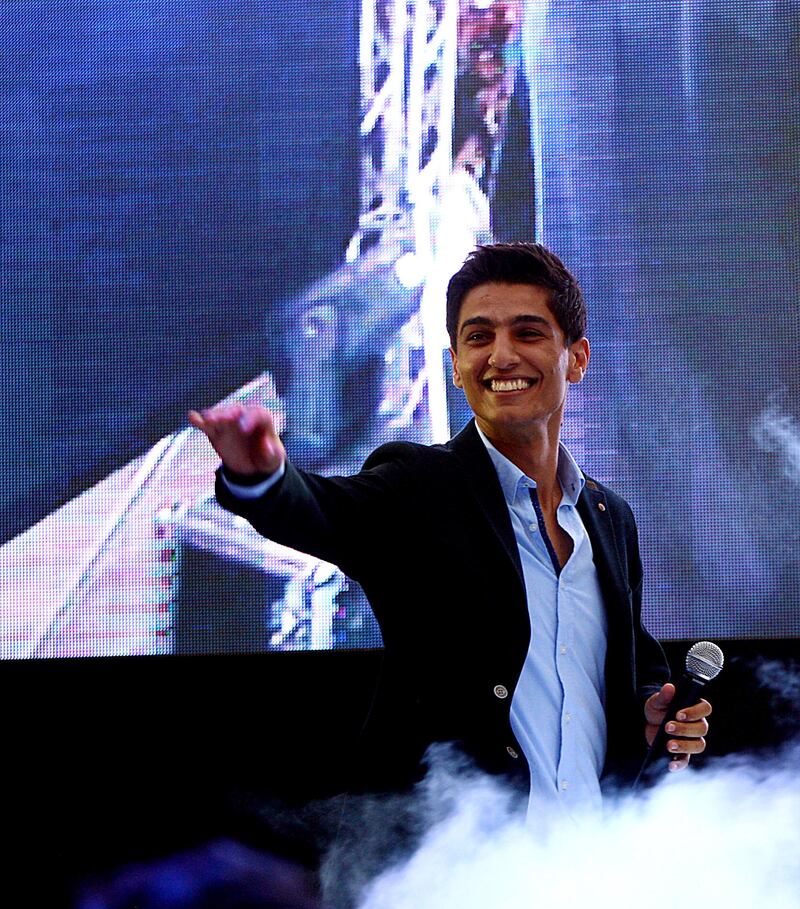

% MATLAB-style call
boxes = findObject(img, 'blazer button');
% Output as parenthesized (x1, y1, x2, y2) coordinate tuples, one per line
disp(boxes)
(506, 745, 519, 759)
(493, 684, 508, 699)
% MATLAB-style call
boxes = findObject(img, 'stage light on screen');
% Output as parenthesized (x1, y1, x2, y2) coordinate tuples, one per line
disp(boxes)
(394, 252, 427, 290)
(0, 0, 797, 659)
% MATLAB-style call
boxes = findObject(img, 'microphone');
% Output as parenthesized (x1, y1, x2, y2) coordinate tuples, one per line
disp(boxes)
(634, 641, 724, 787)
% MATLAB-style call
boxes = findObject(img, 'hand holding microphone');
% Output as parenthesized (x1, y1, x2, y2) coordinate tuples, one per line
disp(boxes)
(639, 641, 723, 782)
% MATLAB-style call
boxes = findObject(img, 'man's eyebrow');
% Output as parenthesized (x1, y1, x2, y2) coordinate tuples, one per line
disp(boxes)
(459, 314, 551, 334)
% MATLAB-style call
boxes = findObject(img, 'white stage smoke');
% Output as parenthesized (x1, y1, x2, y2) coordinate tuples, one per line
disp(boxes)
(357, 742, 800, 909)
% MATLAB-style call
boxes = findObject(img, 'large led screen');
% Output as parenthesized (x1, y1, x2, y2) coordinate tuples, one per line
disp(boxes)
(1, 0, 798, 658)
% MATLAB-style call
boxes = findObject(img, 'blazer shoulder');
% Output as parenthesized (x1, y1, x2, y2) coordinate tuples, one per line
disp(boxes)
(583, 475, 636, 522)
(361, 438, 454, 471)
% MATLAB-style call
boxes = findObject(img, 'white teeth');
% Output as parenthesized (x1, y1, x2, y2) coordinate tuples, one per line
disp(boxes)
(490, 378, 532, 392)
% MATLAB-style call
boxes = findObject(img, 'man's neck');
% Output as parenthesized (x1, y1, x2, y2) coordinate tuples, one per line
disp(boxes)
(476, 418, 563, 509)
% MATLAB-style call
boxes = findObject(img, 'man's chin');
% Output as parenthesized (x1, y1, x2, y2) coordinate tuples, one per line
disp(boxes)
(475, 407, 561, 437)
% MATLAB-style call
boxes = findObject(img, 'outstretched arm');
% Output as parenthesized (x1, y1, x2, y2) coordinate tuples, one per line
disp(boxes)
(189, 402, 411, 579)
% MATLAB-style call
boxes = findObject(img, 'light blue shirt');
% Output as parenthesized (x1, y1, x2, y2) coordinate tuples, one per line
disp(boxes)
(475, 426, 608, 823)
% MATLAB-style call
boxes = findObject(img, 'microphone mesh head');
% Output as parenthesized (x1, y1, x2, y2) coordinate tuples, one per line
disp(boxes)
(685, 641, 724, 681)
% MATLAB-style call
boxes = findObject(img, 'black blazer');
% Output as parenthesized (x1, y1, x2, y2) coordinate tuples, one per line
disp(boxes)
(216, 420, 669, 790)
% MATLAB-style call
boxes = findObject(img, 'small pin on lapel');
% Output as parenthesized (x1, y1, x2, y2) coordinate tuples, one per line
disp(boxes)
(597, 502, 606, 512)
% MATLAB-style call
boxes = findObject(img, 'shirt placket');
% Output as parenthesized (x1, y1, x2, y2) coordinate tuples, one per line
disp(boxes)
(527, 485, 579, 796)
(556, 504, 583, 797)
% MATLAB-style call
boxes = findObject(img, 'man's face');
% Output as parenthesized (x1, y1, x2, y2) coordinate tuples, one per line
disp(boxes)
(449, 283, 589, 440)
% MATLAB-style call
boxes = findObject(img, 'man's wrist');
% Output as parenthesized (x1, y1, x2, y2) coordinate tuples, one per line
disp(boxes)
(220, 461, 286, 499)
(222, 465, 274, 486)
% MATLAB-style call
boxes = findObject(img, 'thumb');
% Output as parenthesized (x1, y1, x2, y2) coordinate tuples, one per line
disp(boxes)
(645, 682, 675, 723)
(249, 414, 285, 474)
(652, 682, 676, 707)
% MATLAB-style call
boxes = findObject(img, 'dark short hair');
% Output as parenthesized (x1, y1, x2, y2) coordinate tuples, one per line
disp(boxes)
(445, 242, 586, 348)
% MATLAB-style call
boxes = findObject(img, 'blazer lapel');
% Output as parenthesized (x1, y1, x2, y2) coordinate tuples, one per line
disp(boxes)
(448, 421, 525, 587)
(577, 480, 636, 686)
(576, 481, 628, 602)
(448, 423, 632, 635)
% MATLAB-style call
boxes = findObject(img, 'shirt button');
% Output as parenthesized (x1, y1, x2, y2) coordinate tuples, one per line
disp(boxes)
(506, 745, 519, 759)
(528, 522, 537, 532)
(565, 713, 572, 723)
(493, 684, 508, 699)
(560, 780, 569, 791)
(559, 645, 567, 655)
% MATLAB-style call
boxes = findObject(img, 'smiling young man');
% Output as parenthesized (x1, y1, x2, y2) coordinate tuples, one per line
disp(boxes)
(450, 280, 589, 573)
(190, 242, 710, 818)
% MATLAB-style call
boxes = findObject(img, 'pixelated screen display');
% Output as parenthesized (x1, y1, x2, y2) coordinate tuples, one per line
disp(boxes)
(1, 1, 798, 659)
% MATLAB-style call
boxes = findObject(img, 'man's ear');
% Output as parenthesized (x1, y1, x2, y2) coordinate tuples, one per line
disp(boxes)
(449, 347, 463, 388)
(567, 337, 590, 384)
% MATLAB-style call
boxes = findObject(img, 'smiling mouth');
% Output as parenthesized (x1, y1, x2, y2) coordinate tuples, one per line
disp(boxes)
(484, 377, 536, 392)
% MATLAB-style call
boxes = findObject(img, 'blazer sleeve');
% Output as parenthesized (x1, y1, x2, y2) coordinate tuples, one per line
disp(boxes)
(627, 518, 671, 704)
(214, 441, 422, 582)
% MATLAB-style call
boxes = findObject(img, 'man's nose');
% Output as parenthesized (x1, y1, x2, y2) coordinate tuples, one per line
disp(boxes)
(488, 333, 520, 369)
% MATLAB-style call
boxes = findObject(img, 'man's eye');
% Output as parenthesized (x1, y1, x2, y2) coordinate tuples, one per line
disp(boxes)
(467, 332, 489, 342)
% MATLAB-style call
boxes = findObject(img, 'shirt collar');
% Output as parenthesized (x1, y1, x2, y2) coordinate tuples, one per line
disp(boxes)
(475, 423, 585, 507)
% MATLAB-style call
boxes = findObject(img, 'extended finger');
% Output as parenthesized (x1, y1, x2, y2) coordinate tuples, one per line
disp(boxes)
(201, 404, 244, 436)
